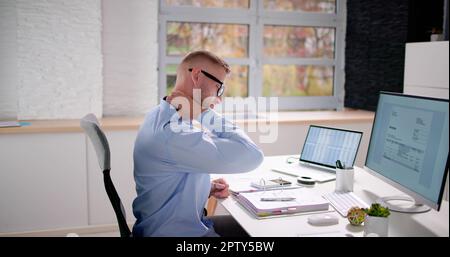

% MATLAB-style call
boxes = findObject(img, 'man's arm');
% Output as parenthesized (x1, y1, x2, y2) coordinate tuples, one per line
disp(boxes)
(164, 110, 264, 174)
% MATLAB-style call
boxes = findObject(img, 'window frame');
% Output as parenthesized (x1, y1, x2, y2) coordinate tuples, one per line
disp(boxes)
(158, 0, 346, 111)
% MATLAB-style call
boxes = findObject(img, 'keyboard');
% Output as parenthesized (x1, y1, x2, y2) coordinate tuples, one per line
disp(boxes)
(271, 164, 336, 182)
(322, 191, 370, 217)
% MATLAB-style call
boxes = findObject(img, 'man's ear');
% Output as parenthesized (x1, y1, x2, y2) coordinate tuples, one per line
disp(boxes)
(190, 68, 201, 88)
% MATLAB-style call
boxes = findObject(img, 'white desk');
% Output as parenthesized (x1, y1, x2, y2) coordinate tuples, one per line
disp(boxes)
(213, 155, 449, 237)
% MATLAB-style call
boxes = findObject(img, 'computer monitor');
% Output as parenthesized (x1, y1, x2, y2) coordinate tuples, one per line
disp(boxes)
(365, 92, 449, 213)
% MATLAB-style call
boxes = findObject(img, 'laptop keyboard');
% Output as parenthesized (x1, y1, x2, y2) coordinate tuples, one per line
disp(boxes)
(271, 163, 336, 182)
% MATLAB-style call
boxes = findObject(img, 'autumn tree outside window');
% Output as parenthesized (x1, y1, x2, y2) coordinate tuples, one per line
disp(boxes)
(159, 0, 345, 111)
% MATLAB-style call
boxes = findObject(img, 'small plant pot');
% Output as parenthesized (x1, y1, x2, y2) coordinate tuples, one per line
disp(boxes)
(364, 215, 389, 237)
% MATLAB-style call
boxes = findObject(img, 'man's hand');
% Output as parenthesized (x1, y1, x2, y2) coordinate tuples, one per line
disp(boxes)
(167, 90, 206, 120)
(210, 178, 230, 199)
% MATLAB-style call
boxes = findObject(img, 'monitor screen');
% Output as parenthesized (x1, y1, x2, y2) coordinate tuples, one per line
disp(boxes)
(365, 92, 449, 211)
(300, 125, 362, 168)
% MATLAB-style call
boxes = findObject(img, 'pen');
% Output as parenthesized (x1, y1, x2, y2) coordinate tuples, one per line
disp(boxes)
(336, 160, 345, 169)
(260, 197, 296, 202)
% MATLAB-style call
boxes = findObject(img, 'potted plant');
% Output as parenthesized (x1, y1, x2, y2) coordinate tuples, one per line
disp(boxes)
(363, 203, 390, 237)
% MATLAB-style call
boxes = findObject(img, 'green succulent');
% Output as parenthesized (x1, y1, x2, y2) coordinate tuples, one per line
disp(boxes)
(363, 203, 390, 217)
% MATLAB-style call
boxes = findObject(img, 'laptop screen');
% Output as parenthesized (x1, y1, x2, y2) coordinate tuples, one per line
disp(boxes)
(300, 125, 363, 169)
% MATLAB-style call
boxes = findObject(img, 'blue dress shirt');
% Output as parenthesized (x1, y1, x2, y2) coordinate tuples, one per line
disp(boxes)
(132, 98, 264, 237)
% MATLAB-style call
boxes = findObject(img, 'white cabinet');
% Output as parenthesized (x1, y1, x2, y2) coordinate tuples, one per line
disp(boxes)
(0, 130, 138, 234)
(404, 41, 449, 98)
(0, 133, 88, 233)
(86, 131, 137, 225)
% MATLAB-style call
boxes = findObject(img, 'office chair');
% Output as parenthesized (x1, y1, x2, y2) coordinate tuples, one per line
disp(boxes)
(80, 114, 131, 237)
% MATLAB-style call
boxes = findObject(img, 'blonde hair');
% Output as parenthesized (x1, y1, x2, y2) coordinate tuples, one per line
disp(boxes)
(179, 50, 231, 74)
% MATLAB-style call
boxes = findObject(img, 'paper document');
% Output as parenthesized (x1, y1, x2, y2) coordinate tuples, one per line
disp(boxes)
(228, 177, 261, 194)
(228, 176, 298, 194)
(0, 121, 21, 128)
(236, 188, 329, 218)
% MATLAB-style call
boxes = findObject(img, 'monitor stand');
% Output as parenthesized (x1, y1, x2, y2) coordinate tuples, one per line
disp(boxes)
(376, 195, 431, 213)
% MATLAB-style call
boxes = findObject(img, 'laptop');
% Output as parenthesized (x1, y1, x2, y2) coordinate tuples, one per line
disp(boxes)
(272, 125, 363, 182)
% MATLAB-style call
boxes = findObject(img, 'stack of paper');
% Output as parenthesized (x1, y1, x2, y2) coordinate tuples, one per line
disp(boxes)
(228, 178, 261, 195)
(228, 177, 296, 195)
(0, 121, 20, 128)
(236, 188, 329, 218)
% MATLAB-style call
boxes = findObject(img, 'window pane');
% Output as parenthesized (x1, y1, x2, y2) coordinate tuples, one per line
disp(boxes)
(167, 22, 249, 58)
(264, 26, 335, 58)
(167, 64, 248, 97)
(264, 0, 336, 13)
(263, 65, 333, 96)
(165, 0, 249, 9)
(224, 65, 248, 97)
(166, 64, 178, 95)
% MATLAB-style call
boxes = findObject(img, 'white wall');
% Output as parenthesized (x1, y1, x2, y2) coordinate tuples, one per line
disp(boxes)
(16, 0, 103, 119)
(102, 0, 159, 116)
(0, 0, 159, 120)
(0, 0, 18, 120)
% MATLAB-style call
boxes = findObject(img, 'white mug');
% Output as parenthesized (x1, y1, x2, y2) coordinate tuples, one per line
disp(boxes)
(335, 168, 354, 192)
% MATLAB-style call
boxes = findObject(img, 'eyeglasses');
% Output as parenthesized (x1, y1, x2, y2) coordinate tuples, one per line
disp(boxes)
(188, 68, 225, 97)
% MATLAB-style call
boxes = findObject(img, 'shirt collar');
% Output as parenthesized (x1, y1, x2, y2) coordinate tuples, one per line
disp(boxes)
(160, 97, 180, 119)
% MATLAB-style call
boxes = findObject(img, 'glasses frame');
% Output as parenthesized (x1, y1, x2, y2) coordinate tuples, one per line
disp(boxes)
(188, 68, 225, 97)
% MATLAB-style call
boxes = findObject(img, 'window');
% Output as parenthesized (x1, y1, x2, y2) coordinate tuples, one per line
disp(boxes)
(159, 0, 345, 110)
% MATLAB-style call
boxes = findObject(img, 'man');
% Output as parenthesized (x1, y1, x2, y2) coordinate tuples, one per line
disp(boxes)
(132, 50, 264, 237)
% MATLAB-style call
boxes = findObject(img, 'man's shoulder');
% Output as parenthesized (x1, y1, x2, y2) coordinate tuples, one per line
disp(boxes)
(143, 105, 161, 121)
(142, 102, 175, 127)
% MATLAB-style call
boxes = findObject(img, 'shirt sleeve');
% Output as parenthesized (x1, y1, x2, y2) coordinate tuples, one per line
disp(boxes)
(163, 109, 264, 174)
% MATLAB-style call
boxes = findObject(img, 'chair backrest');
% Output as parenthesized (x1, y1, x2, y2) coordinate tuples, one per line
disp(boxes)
(80, 114, 131, 237)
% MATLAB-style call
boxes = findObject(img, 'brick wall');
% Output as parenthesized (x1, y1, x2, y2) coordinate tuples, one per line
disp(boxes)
(0, 0, 159, 119)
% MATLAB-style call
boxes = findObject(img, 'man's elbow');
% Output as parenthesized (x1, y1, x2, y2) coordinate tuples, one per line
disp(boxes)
(254, 148, 264, 167)
(240, 147, 264, 172)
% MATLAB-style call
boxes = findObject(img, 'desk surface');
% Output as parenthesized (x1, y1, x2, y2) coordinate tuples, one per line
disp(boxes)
(213, 155, 449, 237)
(0, 109, 373, 134)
